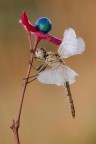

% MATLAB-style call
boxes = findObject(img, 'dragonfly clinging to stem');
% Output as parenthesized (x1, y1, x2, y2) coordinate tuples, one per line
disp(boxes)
(29, 28, 85, 118)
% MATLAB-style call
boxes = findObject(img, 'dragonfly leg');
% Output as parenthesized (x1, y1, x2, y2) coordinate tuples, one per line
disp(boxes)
(23, 74, 37, 84)
(23, 74, 38, 80)
(25, 62, 47, 80)
(29, 60, 47, 72)
(28, 77, 37, 83)
(27, 63, 48, 84)
(64, 81, 75, 118)
(29, 60, 39, 71)
(39, 64, 47, 72)
(37, 64, 45, 71)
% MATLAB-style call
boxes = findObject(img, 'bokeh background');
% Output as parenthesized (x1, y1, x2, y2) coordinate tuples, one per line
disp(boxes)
(0, 0, 96, 144)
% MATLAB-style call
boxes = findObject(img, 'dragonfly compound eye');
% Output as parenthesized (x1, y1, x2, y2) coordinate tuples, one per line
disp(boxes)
(35, 48, 46, 59)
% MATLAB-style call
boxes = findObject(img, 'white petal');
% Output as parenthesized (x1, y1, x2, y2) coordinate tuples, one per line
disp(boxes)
(37, 64, 78, 86)
(58, 28, 85, 58)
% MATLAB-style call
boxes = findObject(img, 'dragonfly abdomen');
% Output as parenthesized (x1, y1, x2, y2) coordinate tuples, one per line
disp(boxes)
(64, 81, 75, 118)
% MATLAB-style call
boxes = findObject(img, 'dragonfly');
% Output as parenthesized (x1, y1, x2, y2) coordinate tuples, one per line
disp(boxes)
(30, 28, 85, 118)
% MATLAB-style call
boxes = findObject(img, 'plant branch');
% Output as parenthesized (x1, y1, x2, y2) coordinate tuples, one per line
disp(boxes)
(10, 34, 40, 144)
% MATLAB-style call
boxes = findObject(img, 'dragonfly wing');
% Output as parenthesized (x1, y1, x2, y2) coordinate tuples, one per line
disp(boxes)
(77, 37, 85, 54)
(37, 64, 78, 86)
(58, 28, 85, 58)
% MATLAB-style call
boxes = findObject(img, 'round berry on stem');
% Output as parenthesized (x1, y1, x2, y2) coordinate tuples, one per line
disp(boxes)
(35, 17, 52, 33)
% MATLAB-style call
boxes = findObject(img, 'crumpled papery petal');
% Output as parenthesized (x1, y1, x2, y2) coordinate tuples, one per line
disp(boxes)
(19, 12, 62, 45)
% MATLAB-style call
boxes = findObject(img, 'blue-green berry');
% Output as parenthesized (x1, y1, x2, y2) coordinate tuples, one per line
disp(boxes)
(35, 17, 52, 33)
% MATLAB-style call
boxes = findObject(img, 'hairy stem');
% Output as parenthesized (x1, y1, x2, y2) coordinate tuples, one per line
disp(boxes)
(10, 34, 40, 144)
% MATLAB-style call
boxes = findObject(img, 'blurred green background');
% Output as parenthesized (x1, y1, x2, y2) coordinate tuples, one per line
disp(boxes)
(0, 0, 96, 144)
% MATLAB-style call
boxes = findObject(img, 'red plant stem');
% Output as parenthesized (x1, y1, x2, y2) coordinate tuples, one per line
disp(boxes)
(28, 32, 33, 51)
(10, 34, 40, 144)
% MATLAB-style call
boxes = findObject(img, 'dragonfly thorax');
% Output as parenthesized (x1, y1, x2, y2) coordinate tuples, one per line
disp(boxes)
(45, 52, 64, 66)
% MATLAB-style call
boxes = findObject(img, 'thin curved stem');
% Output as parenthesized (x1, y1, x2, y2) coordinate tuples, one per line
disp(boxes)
(10, 34, 40, 144)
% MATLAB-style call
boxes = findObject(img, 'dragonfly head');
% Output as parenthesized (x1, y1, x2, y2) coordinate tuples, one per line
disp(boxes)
(35, 48, 47, 59)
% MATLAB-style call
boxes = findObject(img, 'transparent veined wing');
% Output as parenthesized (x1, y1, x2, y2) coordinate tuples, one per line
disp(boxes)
(58, 28, 85, 58)
(37, 64, 78, 86)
